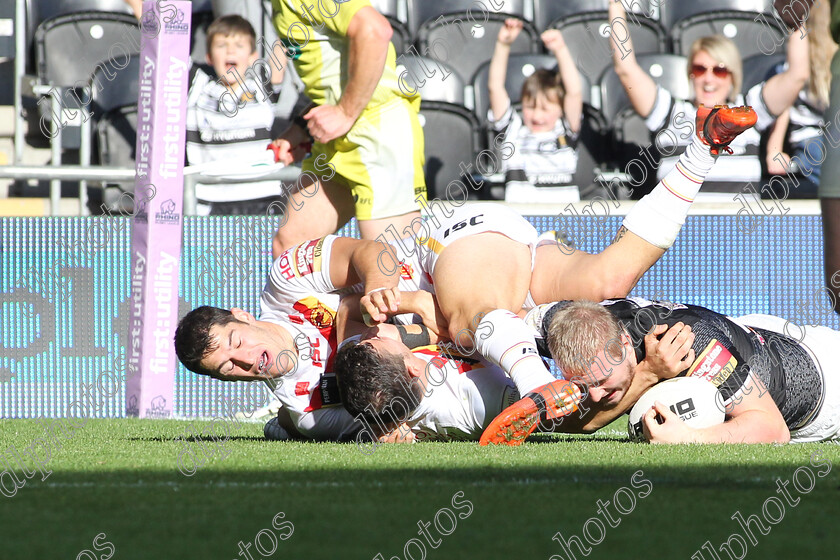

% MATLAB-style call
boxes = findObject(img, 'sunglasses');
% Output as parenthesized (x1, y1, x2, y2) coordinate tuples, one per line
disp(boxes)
(690, 63, 731, 79)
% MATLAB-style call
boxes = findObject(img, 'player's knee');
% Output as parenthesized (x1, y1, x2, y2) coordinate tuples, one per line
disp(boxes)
(446, 317, 477, 351)
(594, 270, 640, 301)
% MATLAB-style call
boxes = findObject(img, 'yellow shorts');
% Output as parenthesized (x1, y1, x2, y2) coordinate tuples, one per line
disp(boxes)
(302, 96, 427, 221)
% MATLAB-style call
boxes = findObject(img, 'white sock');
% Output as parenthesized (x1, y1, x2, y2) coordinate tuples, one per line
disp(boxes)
(623, 136, 716, 249)
(475, 309, 556, 395)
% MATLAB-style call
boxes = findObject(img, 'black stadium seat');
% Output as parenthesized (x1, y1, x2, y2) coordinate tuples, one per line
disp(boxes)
(533, 0, 661, 32)
(661, 1, 787, 59)
(551, 12, 666, 87)
(395, 54, 466, 104)
(599, 53, 691, 126)
(418, 102, 483, 200)
(406, 0, 529, 35)
(416, 13, 538, 84)
(741, 52, 787, 94)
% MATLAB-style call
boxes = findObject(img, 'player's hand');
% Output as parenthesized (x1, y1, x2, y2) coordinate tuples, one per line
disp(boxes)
(767, 151, 792, 175)
(379, 423, 415, 443)
(541, 29, 567, 53)
(642, 401, 697, 443)
(361, 287, 401, 326)
(413, 290, 449, 338)
(304, 104, 355, 144)
(497, 18, 523, 45)
(269, 137, 310, 165)
(642, 323, 695, 380)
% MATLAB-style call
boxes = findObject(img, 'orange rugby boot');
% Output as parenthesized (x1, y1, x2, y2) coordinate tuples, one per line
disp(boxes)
(695, 105, 758, 156)
(480, 379, 583, 446)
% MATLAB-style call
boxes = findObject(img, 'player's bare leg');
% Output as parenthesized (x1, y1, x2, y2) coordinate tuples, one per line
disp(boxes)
(431, 233, 559, 404)
(529, 105, 759, 306)
(432, 232, 531, 347)
(357, 210, 423, 245)
(272, 175, 355, 259)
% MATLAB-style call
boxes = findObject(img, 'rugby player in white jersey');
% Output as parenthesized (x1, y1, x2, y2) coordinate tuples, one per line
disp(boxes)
(175, 105, 758, 441)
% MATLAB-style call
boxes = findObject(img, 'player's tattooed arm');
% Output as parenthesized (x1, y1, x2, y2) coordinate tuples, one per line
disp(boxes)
(611, 226, 629, 245)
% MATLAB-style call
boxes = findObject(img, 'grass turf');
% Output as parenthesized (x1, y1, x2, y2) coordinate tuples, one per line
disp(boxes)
(1, 418, 839, 560)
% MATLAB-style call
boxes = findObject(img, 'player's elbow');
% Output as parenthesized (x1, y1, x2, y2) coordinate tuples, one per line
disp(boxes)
(771, 422, 791, 444)
(358, 11, 393, 46)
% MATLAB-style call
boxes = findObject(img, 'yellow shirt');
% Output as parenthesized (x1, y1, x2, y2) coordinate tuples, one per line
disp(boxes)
(271, 0, 412, 110)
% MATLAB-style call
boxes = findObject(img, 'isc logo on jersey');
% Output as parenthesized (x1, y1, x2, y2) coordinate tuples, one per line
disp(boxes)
(688, 339, 737, 387)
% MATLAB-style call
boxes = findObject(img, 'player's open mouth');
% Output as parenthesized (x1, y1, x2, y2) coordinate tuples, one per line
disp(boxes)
(259, 352, 269, 376)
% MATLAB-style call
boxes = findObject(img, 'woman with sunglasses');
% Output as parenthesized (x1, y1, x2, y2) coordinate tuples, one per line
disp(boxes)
(608, 1, 810, 198)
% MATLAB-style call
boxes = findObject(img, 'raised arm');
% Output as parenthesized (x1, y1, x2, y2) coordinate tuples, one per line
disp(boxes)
(542, 29, 583, 134)
(766, 109, 792, 174)
(760, 25, 809, 117)
(488, 18, 522, 121)
(608, 0, 657, 117)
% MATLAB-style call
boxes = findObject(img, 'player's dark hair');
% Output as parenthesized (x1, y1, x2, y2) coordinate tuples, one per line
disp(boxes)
(174, 306, 244, 377)
(207, 14, 257, 54)
(335, 342, 423, 428)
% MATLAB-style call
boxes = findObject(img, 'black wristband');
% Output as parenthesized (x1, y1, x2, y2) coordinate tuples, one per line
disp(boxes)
(397, 324, 431, 348)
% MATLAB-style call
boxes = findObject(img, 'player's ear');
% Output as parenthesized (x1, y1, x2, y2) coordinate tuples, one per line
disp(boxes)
(230, 308, 255, 323)
(405, 360, 424, 379)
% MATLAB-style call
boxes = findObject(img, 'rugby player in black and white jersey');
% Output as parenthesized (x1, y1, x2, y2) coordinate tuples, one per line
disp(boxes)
(517, 298, 840, 444)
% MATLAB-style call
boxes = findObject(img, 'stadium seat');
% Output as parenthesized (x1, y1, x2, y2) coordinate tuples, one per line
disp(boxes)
(88, 51, 141, 213)
(416, 15, 537, 85)
(418, 102, 483, 200)
(599, 54, 690, 198)
(395, 54, 465, 104)
(599, 53, 690, 126)
(370, 0, 410, 53)
(472, 53, 592, 121)
(533, 0, 660, 33)
(406, 0, 529, 35)
(741, 52, 787, 94)
(95, 104, 138, 213)
(88, 52, 139, 118)
(662, 1, 787, 59)
(549, 10, 666, 86)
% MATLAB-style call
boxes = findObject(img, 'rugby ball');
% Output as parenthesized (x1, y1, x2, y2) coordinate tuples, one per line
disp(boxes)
(627, 377, 725, 442)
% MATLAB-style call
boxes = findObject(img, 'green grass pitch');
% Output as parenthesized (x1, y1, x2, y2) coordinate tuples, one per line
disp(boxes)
(2, 418, 839, 560)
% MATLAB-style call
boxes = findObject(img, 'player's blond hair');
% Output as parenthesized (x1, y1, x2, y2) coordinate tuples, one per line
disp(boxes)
(547, 301, 625, 381)
(688, 35, 742, 103)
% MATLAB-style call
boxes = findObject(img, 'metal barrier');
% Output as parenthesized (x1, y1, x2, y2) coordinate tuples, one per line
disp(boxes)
(0, 164, 303, 215)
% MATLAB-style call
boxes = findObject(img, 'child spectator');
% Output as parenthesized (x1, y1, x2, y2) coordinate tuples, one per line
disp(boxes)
(186, 14, 296, 215)
(488, 19, 584, 203)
